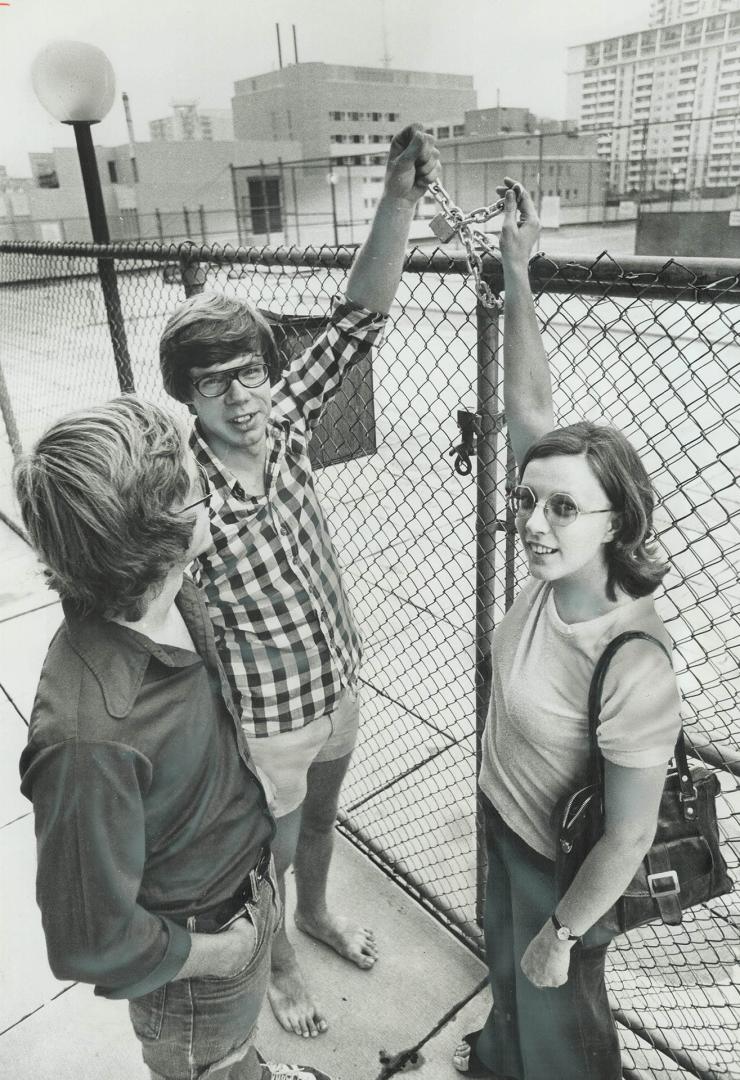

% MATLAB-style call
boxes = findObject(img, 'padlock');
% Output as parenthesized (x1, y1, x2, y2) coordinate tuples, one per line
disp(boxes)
(429, 213, 458, 244)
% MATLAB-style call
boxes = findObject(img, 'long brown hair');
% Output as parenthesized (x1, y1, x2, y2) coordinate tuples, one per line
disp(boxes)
(519, 422, 669, 600)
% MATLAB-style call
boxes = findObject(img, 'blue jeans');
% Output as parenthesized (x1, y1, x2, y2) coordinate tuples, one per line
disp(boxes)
(476, 796, 621, 1080)
(128, 873, 278, 1080)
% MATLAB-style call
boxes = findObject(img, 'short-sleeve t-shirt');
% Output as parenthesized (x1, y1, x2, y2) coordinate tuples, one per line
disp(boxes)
(478, 579, 682, 860)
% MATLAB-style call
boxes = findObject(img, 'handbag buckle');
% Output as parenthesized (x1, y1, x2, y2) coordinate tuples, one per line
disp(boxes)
(647, 870, 680, 898)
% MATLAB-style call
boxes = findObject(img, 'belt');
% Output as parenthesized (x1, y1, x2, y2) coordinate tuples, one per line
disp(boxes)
(185, 847, 273, 934)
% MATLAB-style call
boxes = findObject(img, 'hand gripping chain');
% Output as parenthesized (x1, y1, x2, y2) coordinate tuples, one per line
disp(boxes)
(426, 179, 505, 309)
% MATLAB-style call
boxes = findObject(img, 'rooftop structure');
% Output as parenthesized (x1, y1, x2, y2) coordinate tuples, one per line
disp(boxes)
(149, 101, 234, 142)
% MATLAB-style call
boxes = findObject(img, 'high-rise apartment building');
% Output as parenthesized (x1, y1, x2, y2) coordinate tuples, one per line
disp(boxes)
(567, 1, 740, 195)
(649, 0, 738, 26)
(149, 102, 234, 142)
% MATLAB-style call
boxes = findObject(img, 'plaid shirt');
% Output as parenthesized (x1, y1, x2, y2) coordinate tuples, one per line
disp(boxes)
(191, 297, 386, 738)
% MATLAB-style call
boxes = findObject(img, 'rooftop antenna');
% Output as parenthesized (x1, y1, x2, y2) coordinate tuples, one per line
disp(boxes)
(380, 0, 391, 68)
(292, 24, 299, 64)
(275, 23, 283, 69)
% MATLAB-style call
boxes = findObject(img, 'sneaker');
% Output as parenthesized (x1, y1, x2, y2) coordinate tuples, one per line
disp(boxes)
(259, 1062, 333, 1080)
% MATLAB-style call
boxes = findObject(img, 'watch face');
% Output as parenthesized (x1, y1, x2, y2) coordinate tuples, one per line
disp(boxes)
(556, 926, 570, 941)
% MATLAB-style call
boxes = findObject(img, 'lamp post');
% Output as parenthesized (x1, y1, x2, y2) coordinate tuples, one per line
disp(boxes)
(327, 170, 339, 246)
(534, 129, 544, 215)
(32, 41, 134, 392)
(669, 167, 680, 212)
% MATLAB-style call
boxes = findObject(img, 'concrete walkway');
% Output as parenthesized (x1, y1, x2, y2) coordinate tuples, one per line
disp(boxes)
(0, 521, 490, 1080)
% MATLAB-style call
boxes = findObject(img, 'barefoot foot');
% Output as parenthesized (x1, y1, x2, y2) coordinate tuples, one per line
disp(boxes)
(295, 911, 378, 970)
(268, 962, 328, 1039)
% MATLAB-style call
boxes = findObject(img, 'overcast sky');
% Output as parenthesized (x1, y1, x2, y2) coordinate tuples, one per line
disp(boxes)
(1, 0, 651, 176)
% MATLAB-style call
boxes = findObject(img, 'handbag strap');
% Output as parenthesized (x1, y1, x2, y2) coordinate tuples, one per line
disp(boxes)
(586, 631, 694, 808)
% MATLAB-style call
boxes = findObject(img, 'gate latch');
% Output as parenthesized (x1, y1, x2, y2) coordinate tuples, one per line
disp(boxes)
(449, 410, 481, 476)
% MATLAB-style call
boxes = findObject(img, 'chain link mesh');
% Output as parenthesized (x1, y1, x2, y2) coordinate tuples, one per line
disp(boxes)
(0, 240, 737, 1078)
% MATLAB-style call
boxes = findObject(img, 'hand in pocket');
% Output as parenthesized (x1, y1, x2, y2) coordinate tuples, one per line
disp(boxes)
(219, 915, 257, 977)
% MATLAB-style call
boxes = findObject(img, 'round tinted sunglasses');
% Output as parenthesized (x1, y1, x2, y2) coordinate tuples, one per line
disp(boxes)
(192, 361, 270, 399)
(510, 484, 612, 528)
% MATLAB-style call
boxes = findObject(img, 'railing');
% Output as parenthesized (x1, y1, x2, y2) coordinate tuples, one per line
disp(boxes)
(1, 238, 738, 1079)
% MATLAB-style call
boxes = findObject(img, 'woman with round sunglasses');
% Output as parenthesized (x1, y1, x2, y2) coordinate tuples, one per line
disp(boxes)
(453, 183, 681, 1080)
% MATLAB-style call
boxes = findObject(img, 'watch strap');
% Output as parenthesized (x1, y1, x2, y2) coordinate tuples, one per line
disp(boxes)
(551, 913, 580, 941)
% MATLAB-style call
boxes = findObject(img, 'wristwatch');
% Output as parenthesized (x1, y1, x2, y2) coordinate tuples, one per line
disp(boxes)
(550, 913, 580, 942)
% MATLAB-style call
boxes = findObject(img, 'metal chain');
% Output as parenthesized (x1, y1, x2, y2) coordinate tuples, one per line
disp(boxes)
(426, 179, 506, 309)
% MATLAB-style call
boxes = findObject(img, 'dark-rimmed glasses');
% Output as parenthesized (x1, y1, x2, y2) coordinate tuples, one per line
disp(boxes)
(510, 484, 612, 528)
(191, 361, 270, 399)
(178, 463, 211, 514)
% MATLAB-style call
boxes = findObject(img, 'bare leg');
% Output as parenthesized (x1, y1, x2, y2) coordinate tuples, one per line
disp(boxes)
(293, 753, 378, 970)
(268, 805, 329, 1039)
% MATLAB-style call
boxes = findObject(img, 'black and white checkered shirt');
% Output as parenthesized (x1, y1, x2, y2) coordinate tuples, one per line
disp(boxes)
(191, 297, 386, 738)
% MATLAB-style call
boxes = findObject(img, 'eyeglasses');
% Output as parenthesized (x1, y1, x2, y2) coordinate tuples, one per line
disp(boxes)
(510, 484, 612, 528)
(178, 463, 211, 514)
(191, 361, 270, 399)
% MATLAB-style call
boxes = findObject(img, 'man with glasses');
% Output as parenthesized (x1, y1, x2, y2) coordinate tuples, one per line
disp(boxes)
(159, 124, 440, 1038)
(16, 397, 334, 1080)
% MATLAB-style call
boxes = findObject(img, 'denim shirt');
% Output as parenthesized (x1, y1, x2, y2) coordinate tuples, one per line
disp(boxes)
(20, 577, 274, 1000)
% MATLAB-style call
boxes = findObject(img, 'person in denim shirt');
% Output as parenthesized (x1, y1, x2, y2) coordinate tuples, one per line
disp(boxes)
(16, 397, 334, 1080)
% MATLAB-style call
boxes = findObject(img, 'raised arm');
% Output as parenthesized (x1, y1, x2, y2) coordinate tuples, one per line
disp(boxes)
(497, 179, 555, 466)
(345, 124, 440, 314)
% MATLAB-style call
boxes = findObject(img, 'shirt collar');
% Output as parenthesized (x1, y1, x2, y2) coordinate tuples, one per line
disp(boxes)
(62, 579, 204, 720)
(191, 418, 284, 500)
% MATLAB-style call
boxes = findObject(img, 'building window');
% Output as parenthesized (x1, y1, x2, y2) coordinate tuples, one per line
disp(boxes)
(385, 112, 399, 121)
(371, 111, 382, 121)
(107, 161, 118, 183)
(247, 176, 282, 234)
(331, 134, 346, 143)
(437, 126, 450, 139)
(453, 124, 465, 137)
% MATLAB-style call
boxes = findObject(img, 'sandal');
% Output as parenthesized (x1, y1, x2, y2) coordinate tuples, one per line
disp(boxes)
(452, 1031, 515, 1079)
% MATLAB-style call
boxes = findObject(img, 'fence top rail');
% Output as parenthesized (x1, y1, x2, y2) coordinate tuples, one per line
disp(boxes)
(2, 238, 740, 301)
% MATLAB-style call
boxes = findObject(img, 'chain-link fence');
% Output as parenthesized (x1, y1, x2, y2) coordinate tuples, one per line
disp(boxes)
(0, 239, 738, 1079)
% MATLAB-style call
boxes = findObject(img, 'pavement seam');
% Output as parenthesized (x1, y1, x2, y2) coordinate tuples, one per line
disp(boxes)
(0, 681, 29, 726)
(0, 983, 77, 1039)
(0, 597, 59, 625)
(0, 811, 32, 830)
(373, 975, 488, 1079)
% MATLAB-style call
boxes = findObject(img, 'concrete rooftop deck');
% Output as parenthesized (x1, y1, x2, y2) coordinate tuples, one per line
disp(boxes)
(0, 519, 491, 1080)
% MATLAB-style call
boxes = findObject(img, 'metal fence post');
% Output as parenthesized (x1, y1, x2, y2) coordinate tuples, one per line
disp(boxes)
(230, 165, 244, 246)
(178, 245, 208, 297)
(0, 357, 22, 459)
(474, 297, 502, 926)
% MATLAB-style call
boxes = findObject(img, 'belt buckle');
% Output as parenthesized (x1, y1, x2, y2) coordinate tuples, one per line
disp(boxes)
(648, 870, 680, 898)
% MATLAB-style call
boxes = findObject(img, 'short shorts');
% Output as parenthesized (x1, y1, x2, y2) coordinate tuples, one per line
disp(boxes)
(245, 688, 360, 818)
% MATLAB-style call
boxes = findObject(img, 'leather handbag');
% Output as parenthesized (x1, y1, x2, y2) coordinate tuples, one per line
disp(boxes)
(554, 631, 733, 934)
